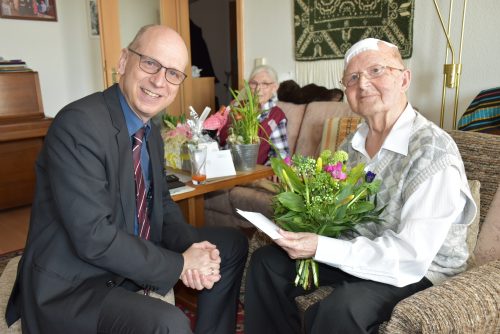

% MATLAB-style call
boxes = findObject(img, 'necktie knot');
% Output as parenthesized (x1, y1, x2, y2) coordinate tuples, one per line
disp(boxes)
(133, 127, 145, 146)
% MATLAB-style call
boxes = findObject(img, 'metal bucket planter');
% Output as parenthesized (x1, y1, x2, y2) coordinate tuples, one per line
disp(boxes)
(231, 143, 259, 171)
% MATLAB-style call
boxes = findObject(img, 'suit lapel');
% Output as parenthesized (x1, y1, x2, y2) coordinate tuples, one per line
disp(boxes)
(103, 85, 136, 235)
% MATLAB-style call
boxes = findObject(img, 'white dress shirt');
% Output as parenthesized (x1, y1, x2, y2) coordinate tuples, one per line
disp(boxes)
(314, 106, 468, 287)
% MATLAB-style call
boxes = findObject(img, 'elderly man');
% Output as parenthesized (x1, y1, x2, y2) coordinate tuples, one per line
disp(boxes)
(6, 25, 247, 334)
(244, 38, 477, 334)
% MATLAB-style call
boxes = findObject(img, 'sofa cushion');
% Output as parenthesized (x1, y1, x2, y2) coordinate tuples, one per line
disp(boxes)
(466, 180, 481, 268)
(447, 130, 500, 225)
(277, 101, 306, 154)
(319, 116, 362, 152)
(474, 185, 500, 265)
(229, 186, 274, 219)
(204, 189, 234, 214)
(0, 256, 21, 333)
(294, 102, 355, 157)
(379, 260, 500, 334)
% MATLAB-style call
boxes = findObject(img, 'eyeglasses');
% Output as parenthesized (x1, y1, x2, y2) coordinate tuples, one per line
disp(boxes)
(248, 80, 275, 89)
(340, 64, 405, 87)
(127, 48, 187, 85)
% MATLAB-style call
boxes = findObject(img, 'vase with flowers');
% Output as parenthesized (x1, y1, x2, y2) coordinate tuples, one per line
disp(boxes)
(227, 80, 263, 171)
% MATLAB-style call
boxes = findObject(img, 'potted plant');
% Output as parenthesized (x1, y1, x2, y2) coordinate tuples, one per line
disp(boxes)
(227, 81, 262, 170)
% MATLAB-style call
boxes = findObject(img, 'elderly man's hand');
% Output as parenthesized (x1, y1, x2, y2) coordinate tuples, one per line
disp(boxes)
(274, 229, 319, 259)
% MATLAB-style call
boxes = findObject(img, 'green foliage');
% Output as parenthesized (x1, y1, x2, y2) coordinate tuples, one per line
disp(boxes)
(162, 113, 187, 129)
(270, 150, 385, 289)
(228, 81, 262, 144)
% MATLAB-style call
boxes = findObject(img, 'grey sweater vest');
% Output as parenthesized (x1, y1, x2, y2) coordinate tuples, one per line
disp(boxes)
(340, 112, 476, 284)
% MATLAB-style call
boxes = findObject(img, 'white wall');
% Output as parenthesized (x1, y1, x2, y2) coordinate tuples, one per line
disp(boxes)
(0, 0, 103, 118)
(243, 0, 500, 129)
(2, 0, 498, 126)
(119, 0, 160, 49)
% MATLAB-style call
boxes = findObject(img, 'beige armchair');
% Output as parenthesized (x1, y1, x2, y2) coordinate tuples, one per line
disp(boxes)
(244, 129, 500, 333)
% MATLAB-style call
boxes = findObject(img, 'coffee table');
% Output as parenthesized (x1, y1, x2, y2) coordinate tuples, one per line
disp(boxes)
(169, 164, 274, 227)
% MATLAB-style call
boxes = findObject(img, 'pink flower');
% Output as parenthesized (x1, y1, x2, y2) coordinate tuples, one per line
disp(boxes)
(284, 156, 292, 166)
(165, 123, 192, 139)
(324, 162, 347, 180)
(203, 105, 230, 135)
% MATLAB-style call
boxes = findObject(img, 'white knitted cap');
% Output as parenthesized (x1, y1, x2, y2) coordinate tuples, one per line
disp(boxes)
(344, 38, 398, 66)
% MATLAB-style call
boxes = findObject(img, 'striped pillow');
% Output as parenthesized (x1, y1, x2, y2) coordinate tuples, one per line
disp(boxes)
(319, 117, 362, 152)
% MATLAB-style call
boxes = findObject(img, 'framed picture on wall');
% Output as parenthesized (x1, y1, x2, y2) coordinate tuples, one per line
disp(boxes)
(0, 0, 57, 21)
(87, 0, 99, 37)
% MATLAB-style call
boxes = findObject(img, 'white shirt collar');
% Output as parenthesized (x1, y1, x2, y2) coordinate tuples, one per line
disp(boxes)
(351, 103, 416, 159)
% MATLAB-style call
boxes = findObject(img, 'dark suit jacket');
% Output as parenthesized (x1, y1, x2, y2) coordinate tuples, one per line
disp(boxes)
(6, 85, 199, 333)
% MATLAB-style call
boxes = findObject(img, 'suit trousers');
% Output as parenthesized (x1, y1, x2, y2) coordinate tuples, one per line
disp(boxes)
(97, 227, 248, 334)
(244, 244, 432, 334)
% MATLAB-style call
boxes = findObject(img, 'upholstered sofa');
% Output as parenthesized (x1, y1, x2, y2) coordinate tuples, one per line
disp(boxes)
(288, 128, 500, 333)
(234, 101, 500, 332)
(204, 101, 358, 230)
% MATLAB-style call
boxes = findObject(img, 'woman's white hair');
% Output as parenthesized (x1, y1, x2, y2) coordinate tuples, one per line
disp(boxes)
(249, 64, 278, 83)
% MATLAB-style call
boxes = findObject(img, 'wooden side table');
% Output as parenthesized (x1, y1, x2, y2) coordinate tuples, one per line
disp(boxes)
(170, 165, 274, 227)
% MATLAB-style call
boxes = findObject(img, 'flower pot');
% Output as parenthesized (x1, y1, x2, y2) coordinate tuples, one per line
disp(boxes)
(231, 143, 259, 171)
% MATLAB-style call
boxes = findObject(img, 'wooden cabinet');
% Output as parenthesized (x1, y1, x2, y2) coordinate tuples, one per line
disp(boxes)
(0, 72, 52, 210)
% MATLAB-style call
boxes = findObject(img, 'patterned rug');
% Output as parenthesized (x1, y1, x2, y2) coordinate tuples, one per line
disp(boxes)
(177, 301, 245, 333)
(294, 0, 415, 60)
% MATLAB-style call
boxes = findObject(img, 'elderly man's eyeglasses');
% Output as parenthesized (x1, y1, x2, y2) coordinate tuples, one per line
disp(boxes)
(128, 48, 187, 85)
(248, 80, 274, 89)
(341, 65, 405, 87)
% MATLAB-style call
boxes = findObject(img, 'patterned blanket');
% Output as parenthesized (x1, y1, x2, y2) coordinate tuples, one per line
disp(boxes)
(458, 87, 500, 133)
(294, 0, 414, 61)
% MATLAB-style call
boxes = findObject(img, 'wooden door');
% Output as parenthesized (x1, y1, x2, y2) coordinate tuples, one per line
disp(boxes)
(97, 0, 191, 116)
(96, 0, 120, 88)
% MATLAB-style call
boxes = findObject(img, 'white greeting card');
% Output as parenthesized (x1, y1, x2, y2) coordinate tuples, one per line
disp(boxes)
(206, 149, 236, 179)
(236, 209, 282, 240)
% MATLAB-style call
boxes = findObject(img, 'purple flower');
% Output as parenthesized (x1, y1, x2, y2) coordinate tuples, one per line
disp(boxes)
(325, 162, 347, 180)
(284, 156, 292, 166)
(365, 171, 376, 183)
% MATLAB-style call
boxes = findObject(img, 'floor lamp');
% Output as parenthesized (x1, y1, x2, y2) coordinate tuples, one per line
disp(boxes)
(433, 0, 468, 129)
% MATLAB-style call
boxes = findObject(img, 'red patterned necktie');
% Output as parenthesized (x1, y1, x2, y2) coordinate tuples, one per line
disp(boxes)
(132, 128, 150, 240)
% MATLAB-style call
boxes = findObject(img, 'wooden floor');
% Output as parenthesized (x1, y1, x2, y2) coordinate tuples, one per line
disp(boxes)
(0, 206, 30, 255)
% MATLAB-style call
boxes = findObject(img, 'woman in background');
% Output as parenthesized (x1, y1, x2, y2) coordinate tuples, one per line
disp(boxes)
(219, 65, 290, 165)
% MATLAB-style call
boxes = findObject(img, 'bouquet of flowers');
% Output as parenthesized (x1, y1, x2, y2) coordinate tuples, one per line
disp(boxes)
(162, 106, 214, 170)
(270, 149, 385, 290)
(162, 113, 192, 170)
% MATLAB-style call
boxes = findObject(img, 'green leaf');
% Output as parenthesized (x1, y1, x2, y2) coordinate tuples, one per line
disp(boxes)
(347, 201, 375, 214)
(321, 224, 353, 237)
(345, 163, 365, 185)
(335, 184, 354, 204)
(277, 192, 305, 212)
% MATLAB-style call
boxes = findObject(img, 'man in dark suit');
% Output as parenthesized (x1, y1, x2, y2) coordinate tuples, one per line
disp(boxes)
(5, 24, 247, 334)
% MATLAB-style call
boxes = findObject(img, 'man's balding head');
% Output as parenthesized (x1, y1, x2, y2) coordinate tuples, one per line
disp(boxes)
(344, 38, 404, 69)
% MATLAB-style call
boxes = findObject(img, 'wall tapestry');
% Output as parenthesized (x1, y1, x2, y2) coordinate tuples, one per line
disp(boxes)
(294, 0, 414, 61)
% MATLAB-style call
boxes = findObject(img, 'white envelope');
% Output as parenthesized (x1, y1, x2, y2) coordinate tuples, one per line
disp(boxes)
(206, 149, 236, 179)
